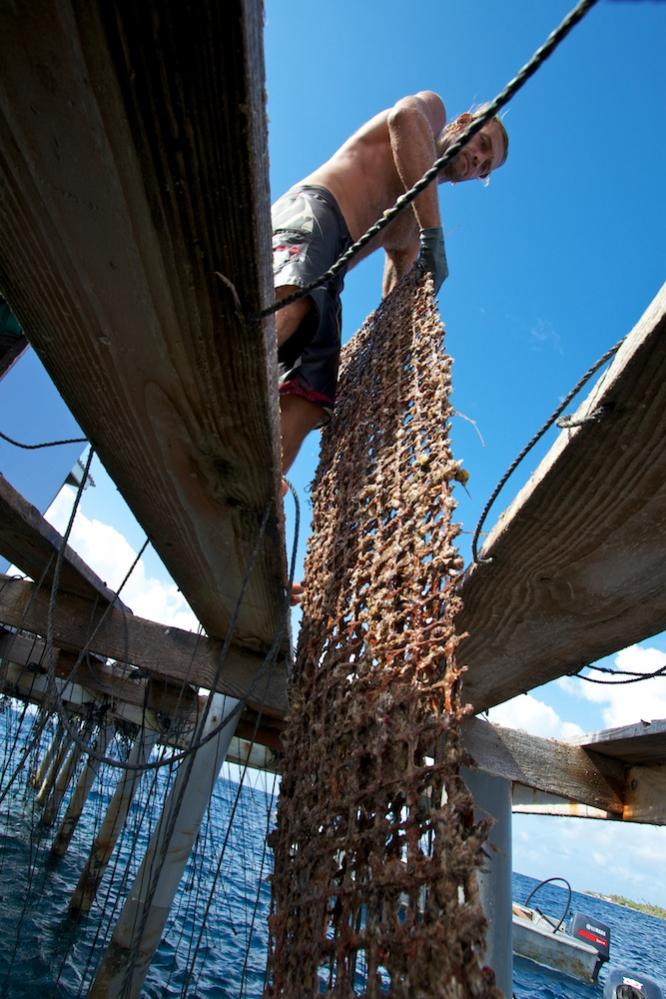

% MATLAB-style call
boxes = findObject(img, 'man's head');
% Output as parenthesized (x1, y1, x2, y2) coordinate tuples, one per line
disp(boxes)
(437, 109, 509, 183)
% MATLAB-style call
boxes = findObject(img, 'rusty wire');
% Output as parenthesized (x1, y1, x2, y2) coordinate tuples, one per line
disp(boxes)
(266, 274, 500, 998)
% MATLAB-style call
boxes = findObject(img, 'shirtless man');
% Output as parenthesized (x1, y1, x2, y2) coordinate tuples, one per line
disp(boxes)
(273, 90, 508, 472)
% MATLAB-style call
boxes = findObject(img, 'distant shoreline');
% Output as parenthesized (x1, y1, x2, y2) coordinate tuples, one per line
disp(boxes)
(584, 891, 666, 921)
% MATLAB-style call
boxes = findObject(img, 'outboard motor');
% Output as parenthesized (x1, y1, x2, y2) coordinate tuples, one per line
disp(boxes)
(569, 911, 611, 981)
(604, 968, 665, 999)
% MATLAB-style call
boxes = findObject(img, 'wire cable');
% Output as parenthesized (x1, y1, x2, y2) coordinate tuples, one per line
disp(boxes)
(470, 335, 624, 564)
(572, 662, 666, 685)
(0, 428, 87, 449)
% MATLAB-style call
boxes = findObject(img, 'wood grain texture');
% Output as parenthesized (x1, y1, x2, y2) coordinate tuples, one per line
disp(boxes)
(511, 787, 616, 821)
(0, 473, 129, 608)
(576, 718, 666, 766)
(459, 284, 666, 710)
(1, 631, 283, 759)
(0, 574, 288, 716)
(463, 717, 625, 814)
(624, 764, 666, 824)
(0, 0, 285, 655)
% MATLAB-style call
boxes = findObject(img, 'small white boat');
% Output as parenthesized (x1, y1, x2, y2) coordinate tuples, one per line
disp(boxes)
(512, 877, 610, 983)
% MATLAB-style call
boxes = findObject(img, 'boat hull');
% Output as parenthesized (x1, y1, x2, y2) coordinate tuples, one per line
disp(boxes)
(512, 906, 600, 983)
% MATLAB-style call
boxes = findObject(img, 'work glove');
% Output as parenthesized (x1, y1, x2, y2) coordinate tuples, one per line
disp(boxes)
(417, 227, 448, 293)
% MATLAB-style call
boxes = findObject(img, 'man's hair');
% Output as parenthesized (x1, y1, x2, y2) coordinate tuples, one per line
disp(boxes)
(444, 106, 509, 167)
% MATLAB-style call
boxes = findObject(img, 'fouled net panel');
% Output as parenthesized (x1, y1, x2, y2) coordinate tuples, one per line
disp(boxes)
(267, 274, 500, 998)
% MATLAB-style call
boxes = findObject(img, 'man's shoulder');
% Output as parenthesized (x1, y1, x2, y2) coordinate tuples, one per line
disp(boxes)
(391, 91, 446, 132)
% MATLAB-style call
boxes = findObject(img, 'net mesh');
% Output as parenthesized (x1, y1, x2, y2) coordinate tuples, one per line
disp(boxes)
(266, 274, 500, 998)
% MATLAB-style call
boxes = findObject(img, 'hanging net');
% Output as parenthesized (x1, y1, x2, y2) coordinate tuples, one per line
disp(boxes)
(267, 273, 500, 998)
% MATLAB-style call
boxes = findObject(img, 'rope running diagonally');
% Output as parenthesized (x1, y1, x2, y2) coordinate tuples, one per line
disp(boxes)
(470, 335, 625, 564)
(250, 0, 599, 321)
(0, 428, 88, 449)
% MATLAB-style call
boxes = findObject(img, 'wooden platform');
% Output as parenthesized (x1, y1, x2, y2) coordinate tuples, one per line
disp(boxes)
(577, 718, 666, 766)
(0, 473, 128, 608)
(1, 2, 666, 802)
(0, 0, 286, 659)
(0, 576, 288, 717)
(459, 283, 666, 712)
(487, 718, 666, 826)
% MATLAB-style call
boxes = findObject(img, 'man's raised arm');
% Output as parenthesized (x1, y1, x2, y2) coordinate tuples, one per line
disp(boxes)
(387, 91, 449, 292)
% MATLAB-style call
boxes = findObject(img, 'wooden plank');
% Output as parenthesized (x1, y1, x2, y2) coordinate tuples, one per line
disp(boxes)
(2, 660, 282, 770)
(0, 630, 198, 718)
(2, 661, 165, 737)
(624, 764, 666, 824)
(462, 717, 625, 814)
(575, 719, 666, 766)
(0, 575, 288, 716)
(0, 0, 286, 656)
(0, 474, 129, 608)
(459, 284, 666, 711)
(1, 627, 285, 753)
(511, 786, 616, 821)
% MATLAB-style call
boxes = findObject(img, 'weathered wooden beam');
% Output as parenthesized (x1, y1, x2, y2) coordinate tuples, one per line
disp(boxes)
(463, 717, 625, 815)
(511, 786, 616, 821)
(0, 629, 200, 720)
(0, 0, 286, 656)
(51, 723, 115, 857)
(576, 718, 666, 766)
(2, 651, 284, 763)
(624, 764, 666, 824)
(36, 722, 77, 807)
(32, 720, 66, 790)
(0, 575, 289, 716)
(460, 284, 666, 711)
(69, 727, 158, 915)
(40, 720, 93, 827)
(90, 694, 239, 998)
(1, 659, 197, 758)
(0, 474, 128, 608)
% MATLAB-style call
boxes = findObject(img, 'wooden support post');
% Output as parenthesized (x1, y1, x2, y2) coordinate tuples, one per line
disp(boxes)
(35, 720, 75, 806)
(40, 719, 93, 826)
(69, 727, 158, 915)
(31, 719, 64, 789)
(463, 768, 513, 996)
(89, 695, 239, 998)
(24, 708, 51, 787)
(50, 723, 115, 857)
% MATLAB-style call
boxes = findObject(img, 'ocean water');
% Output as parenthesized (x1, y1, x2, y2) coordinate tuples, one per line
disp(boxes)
(0, 706, 664, 998)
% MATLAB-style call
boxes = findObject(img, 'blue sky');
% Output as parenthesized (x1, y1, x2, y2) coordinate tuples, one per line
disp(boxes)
(3, 0, 666, 906)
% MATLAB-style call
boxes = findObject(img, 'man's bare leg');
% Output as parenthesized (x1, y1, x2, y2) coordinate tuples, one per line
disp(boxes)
(280, 394, 326, 472)
(275, 285, 311, 348)
(275, 287, 318, 606)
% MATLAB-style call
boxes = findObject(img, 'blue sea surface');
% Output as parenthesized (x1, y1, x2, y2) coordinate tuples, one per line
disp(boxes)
(0, 706, 664, 997)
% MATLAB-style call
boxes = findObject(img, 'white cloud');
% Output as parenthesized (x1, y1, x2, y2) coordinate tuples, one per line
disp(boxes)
(45, 487, 199, 632)
(513, 815, 666, 908)
(559, 644, 666, 729)
(487, 692, 584, 739)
